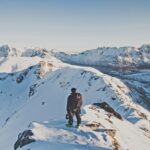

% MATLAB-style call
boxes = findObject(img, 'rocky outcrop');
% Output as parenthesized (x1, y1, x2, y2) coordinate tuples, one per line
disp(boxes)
(29, 84, 37, 97)
(38, 61, 53, 78)
(16, 67, 31, 83)
(93, 102, 123, 120)
(106, 129, 120, 150)
(14, 130, 35, 150)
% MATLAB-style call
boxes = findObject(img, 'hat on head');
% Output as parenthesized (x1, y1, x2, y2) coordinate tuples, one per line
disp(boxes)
(71, 88, 76, 93)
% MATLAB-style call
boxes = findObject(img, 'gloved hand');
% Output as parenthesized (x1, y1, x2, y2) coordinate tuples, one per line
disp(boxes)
(66, 113, 69, 119)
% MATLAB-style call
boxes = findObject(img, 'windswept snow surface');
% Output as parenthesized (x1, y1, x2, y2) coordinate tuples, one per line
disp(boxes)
(0, 45, 150, 150)
(0, 56, 42, 73)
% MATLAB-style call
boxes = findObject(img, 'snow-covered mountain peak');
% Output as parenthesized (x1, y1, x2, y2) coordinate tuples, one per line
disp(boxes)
(140, 44, 150, 49)
(22, 47, 52, 58)
(140, 44, 150, 54)
(0, 45, 21, 57)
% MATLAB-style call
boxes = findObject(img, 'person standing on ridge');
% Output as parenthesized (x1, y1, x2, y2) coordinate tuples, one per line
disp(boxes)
(66, 88, 83, 127)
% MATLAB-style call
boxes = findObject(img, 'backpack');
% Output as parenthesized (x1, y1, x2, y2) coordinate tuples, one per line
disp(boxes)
(76, 93, 82, 108)
(68, 92, 82, 112)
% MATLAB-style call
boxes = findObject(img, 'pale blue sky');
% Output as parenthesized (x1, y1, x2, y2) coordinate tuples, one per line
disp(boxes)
(0, 0, 150, 51)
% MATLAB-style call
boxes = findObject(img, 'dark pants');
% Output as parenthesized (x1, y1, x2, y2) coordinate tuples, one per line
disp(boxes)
(68, 109, 81, 125)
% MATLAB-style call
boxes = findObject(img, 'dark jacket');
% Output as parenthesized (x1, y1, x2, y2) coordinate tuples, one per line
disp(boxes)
(67, 92, 82, 112)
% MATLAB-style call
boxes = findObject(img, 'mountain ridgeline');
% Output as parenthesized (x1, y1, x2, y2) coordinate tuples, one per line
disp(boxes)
(0, 44, 150, 150)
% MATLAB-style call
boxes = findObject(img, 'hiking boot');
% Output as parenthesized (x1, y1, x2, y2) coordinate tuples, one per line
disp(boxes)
(76, 124, 80, 128)
(66, 123, 72, 127)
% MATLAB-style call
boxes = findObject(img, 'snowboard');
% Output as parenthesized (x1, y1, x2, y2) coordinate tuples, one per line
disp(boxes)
(66, 124, 81, 128)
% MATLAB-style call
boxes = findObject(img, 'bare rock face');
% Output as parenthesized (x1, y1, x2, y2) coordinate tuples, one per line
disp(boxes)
(38, 61, 53, 78)
(93, 102, 123, 120)
(106, 129, 120, 150)
(14, 130, 35, 150)
(16, 68, 31, 83)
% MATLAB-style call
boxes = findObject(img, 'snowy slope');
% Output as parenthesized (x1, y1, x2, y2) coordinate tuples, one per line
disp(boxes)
(52, 44, 150, 110)
(0, 56, 42, 73)
(0, 45, 150, 150)
(121, 70, 150, 110)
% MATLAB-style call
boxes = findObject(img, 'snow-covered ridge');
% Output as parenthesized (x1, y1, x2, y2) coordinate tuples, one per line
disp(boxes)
(22, 47, 53, 58)
(1, 44, 150, 67)
(0, 45, 53, 58)
(53, 44, 150, 66)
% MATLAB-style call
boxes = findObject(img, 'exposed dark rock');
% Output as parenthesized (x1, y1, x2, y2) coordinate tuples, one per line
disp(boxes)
(85, 122, 103, 130)
(16, 74, 24, 83)
(102, 86, 106, 91)
(106, 129, 120, 150)
(81, 71, 87, 75)
(16, 69, 30, 83)
(29, 84, 37, 97)
(138, 112, 147, 120)
(93, 102, 123, 120)
(111, 97, 116, 100)
(10, 73, 14, 76)
(42, 101, 45, 105)
(0, 75, 8, 80)
(96, 88, 101, 91)
(5, 117, 10, 122)
(14, 130, 35, 150)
